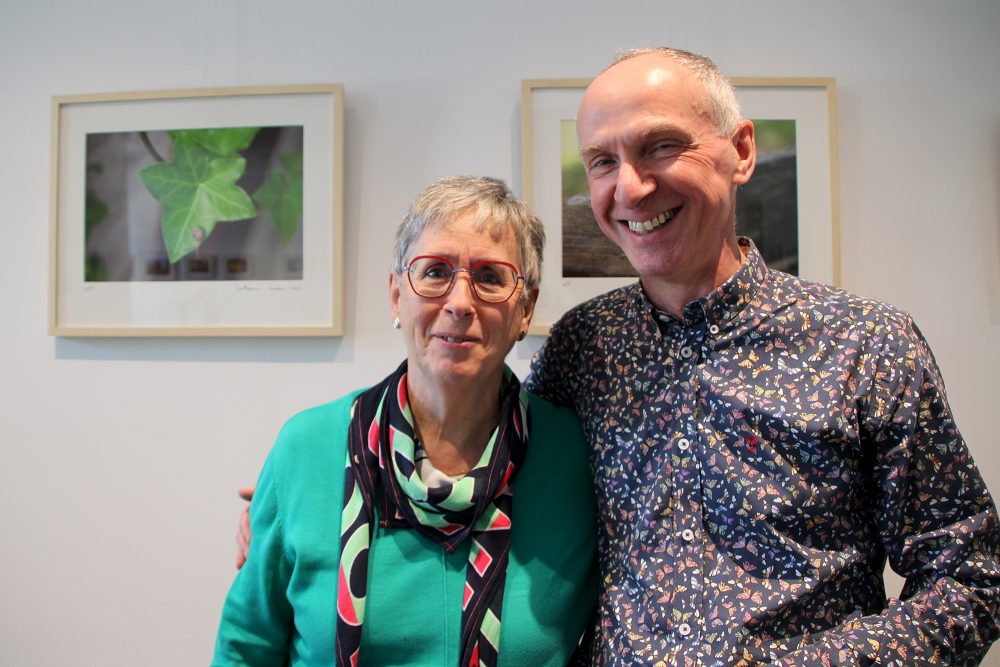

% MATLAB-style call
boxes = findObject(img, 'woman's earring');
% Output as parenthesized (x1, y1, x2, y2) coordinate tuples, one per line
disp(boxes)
(392, 318, 401, 329)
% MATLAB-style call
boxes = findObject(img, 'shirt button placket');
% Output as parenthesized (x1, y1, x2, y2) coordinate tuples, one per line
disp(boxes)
(671, 334, 703, 644)
(673, 435, 702, 642)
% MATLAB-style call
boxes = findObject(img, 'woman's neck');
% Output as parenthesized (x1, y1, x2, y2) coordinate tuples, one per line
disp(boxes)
(406, 373, 502, 477)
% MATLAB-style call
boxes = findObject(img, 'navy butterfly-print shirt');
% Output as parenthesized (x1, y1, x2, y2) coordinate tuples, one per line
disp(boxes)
(526, 239, 1000, 666)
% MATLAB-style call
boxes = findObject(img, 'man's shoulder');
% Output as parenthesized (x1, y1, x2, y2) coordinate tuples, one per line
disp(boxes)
(768, 268, 914, 330)
(552, 282, 643, 333)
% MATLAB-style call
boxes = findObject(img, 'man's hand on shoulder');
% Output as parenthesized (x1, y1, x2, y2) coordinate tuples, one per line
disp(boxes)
(235, 486, 254, 569)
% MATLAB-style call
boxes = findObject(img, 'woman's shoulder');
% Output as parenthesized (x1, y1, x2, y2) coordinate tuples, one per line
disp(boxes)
(268, 389, 365, 467)
(524, 391, 580, 428)
(523, 391, 587, 461)
(281, 390, 362, 435)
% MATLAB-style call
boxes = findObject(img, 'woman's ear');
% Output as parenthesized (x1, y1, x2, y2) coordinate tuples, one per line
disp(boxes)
(519, 286, 539, 335)
(389, 273, 401, 322)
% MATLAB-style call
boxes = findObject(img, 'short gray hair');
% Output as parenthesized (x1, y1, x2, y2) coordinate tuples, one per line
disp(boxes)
(391, 176, 545, 295)
(611, 47, 742, 137)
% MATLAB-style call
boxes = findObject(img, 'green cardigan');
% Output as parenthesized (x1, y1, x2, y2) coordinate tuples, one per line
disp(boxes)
(213, 390, 597, 666)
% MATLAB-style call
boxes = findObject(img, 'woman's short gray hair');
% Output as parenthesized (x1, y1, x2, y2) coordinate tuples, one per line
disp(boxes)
(612, 47, 742, 137)
(391, 176, 546, 294)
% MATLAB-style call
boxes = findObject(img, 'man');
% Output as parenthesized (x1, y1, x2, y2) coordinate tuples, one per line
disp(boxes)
(239, 48, 1000, 665)
(523, 47, 1000, 665)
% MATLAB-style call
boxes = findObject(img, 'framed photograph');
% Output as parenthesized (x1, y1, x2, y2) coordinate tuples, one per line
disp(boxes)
(50, 84, 345, 336)
(521, 77, 839, 334)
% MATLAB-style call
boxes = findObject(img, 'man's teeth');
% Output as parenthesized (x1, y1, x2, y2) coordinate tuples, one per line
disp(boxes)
(627, 209, 675, 234)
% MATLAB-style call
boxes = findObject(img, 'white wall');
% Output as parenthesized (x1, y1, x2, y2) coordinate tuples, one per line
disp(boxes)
(2, 1, 998, 664)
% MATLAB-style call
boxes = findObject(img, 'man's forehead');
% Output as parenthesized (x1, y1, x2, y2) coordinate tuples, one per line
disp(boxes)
(598, 53, 689, 88)
(578, 58, 712, 140)
(577, 118, 689, 154)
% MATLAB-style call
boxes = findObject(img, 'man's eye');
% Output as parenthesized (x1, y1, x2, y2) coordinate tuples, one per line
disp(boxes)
(586, 157, 616, 174)
(650, 141, 684, 156)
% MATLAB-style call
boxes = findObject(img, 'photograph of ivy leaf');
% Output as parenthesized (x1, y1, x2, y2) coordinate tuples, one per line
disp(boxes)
(84, 125, 304, 282)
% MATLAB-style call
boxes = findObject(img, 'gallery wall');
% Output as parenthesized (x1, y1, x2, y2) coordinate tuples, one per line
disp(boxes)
(1, 1, 998, 664)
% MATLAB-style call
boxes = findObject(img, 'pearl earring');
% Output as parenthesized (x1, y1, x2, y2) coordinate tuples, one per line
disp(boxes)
(392, 318, 401, 329)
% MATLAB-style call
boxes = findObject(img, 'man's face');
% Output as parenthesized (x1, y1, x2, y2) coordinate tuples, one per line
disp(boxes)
(577, 55, 755, 292)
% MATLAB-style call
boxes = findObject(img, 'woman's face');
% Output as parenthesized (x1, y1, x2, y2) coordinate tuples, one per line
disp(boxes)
(390, 213, 537, 392)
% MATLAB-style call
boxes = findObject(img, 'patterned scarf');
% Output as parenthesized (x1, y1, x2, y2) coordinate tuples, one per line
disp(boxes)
(336, 360, 529, 666)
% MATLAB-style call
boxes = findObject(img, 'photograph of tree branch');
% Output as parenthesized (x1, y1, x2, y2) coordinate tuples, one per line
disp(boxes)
(84, 125, 304, 282)
(560, 118, 798, 278)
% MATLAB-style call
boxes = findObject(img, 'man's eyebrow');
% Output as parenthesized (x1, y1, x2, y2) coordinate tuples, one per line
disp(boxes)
(578, 123, 690, 156)
(639, 123, 688, 142)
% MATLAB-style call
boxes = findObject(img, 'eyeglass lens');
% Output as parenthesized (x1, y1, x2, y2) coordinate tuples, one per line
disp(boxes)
(407, 256, 519, 302)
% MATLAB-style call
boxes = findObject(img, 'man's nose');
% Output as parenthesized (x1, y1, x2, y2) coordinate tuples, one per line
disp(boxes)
(614, 161, 656, 209)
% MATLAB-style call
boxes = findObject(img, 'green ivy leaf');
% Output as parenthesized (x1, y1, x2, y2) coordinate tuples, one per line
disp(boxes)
(167, 127, 260, 156)
(254, 150, 303, 244)
(85, 255, 108, 282)
(85, 189, 108, 237)
(139, 142, 256, 263)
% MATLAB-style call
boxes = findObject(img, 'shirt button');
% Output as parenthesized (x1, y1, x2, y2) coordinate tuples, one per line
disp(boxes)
(678, 623, 692, 636)
(677, 438, 690, 451)
(681, 528, 694, 541)
(709, 324, 720, 335)
(680, 345, 693, 358)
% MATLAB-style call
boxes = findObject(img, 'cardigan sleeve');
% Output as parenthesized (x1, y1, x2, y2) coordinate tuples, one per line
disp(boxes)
(212, 443, 295, 665)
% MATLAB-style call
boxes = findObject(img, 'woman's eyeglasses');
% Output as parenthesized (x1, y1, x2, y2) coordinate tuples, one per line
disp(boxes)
(403, 255, 524, 304)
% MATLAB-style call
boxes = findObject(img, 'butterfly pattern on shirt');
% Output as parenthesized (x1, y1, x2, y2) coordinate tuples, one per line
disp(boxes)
(527, 239, 1000, 667)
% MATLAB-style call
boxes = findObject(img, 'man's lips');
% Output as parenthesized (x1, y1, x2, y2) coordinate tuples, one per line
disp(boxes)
(623, 207, 680, 234)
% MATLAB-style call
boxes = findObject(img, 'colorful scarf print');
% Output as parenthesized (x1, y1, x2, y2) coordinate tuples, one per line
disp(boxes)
(336, 360, 529, 666)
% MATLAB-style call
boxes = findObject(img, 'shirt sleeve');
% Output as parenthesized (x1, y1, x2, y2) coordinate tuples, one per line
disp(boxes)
(768, 316, 1000, 666)
(525, 309, 584, 408)
(212, 444, 295, 665)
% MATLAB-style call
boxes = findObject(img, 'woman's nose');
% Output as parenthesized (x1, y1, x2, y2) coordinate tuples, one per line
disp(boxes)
(443, 271, 476, 315)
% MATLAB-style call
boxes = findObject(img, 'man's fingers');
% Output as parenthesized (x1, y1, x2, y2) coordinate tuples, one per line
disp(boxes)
(236, 528, 247, 569)
(235, 486, 254, 569)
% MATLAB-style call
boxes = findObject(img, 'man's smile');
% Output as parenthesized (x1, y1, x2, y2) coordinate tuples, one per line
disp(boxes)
(625, 207, 680, 234)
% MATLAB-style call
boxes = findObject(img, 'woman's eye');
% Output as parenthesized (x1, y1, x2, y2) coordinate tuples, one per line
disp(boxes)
(422, 263, 450, 279)
(476, 269, 502, 285)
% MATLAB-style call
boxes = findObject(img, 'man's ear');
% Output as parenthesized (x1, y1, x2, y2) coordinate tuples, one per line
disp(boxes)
(732, 119, 756, 186)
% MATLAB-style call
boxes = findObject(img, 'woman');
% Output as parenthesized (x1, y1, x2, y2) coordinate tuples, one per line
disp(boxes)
(213, 176, 597, 666)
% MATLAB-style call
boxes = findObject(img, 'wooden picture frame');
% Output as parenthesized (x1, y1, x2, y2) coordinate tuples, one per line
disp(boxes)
(50, 84, 345, 336)
(521, 77, 839, 335)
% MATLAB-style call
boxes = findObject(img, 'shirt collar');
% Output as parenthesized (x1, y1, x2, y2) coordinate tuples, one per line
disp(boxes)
(639, 237, 766, 333)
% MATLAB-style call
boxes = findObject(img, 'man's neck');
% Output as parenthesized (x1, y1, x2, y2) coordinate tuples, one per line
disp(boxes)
(641, 239, 745, 318)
